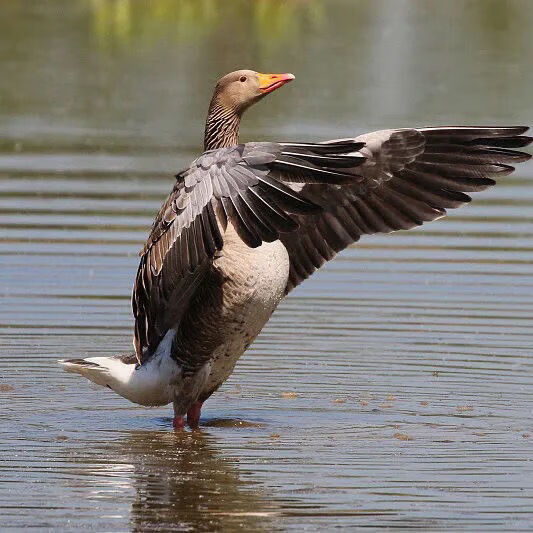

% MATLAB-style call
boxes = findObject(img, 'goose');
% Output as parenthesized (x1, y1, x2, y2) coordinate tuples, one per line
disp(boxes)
(60, 69, 532, 428)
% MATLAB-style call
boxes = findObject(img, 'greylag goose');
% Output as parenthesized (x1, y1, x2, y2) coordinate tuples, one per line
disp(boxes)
(60, 70, 532, 428)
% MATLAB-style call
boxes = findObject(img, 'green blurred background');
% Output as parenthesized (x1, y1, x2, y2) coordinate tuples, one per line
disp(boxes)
(1, 0, 532, 153)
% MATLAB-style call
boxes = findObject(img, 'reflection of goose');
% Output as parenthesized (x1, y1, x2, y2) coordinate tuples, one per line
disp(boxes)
(61, 69, 532, 428)
(118, 430, 275, 532)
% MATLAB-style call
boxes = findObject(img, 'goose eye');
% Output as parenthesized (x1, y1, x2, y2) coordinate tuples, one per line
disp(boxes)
(239, 76, 247, 83)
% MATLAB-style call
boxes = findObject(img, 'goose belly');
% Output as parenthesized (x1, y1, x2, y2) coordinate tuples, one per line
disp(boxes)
(203, 228, 290, 394)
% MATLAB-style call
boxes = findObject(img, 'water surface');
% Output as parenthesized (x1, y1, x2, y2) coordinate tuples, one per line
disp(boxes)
(1, 1, 533, 530)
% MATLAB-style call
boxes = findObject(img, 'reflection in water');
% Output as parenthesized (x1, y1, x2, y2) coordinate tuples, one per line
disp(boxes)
(115, 429, 275, 532)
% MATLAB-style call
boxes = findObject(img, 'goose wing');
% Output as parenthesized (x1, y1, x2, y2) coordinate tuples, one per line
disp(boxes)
(133, 127, 531, 362)
(276, 126, 532, 292)
(133, 141, 357, 363)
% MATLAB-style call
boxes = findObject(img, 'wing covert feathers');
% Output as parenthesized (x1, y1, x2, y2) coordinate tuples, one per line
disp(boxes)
(133, 140, 363, 362)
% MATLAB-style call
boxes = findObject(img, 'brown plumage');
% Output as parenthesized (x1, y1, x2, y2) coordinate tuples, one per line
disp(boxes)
(61, 69, 532, 429)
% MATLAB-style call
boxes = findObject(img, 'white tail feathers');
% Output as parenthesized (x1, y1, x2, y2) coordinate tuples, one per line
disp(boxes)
(58, 331, 182, 407)
(59, 355, 175, 406)
(59, 357, 135, 388)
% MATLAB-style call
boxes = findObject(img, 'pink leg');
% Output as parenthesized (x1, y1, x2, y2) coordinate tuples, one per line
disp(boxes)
(186, 401, 203, 428)
(173, 415, 185, 430)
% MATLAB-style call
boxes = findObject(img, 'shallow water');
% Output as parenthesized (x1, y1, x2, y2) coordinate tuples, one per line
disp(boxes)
(1, 1, 533, 530)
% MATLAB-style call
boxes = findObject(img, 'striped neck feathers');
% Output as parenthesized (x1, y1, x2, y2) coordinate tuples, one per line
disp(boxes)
(203, 98, 242, 151)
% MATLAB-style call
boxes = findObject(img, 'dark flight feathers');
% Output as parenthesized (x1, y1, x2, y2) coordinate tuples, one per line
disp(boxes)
(132, 127, 531, 363)
(279, 126, 531, 291)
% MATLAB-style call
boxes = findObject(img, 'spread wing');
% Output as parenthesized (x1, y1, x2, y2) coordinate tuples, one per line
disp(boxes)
(133, 127, 531, 363)
(278, 126, 532, 292)
(132, 141, 366, 363)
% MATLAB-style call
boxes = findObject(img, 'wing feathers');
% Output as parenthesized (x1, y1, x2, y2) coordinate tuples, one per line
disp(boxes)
(280, 126, 531, 292)
(280, 151, 366, 168)
(420, 126, 529, 137)
(247, 187, 299, 232)
(272, 159, 363, 184)
(239, 190, 282, 241)
(353, 195, 393, 233)
(256, 173, 321, 213)
(280, 140, 365, 153)
(133, 128, 531, 359)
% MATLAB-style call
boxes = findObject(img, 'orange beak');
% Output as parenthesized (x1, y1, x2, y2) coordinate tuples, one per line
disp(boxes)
(257, 72, 295, 94)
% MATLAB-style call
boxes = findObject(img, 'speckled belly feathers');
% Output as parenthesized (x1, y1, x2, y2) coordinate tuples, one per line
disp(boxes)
(171, 223, 290, 406)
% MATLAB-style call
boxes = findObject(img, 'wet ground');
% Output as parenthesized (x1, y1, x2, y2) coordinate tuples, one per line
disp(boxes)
(1, 1, 532, 530)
